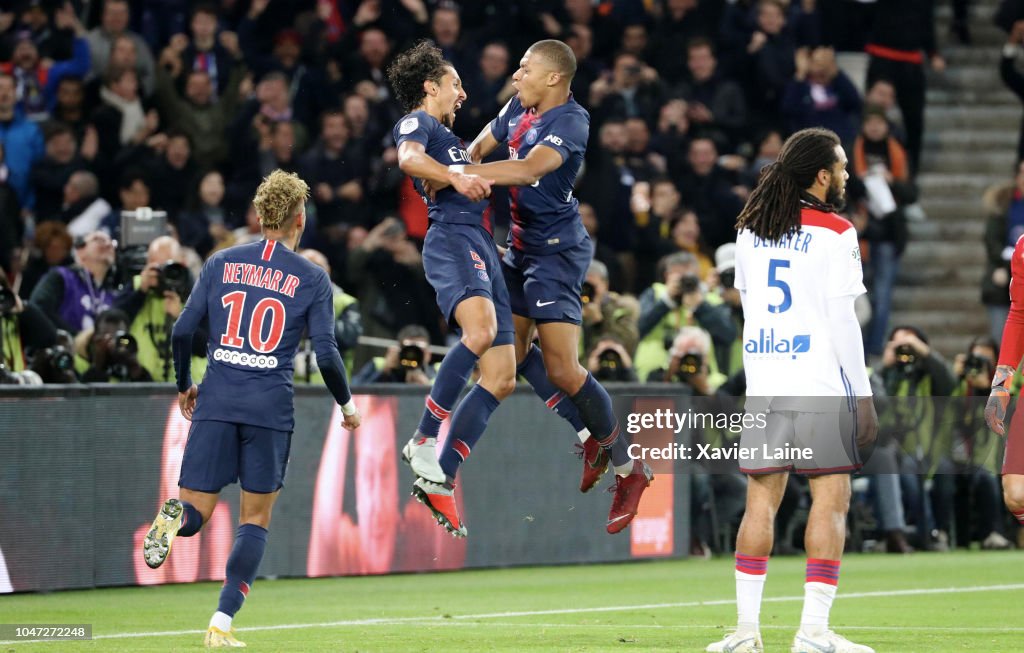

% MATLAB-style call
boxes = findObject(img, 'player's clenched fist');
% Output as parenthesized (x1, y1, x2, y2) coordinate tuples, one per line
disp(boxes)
(986, 364, 1015, 436)
(448, 169, 493, 201)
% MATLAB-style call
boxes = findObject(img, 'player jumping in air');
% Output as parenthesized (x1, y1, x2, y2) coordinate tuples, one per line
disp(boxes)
(141, 170, 362, 648)
(705, 128, 878, 653)
(456, 40, 653, 533)
(984, 236, 1024, 531)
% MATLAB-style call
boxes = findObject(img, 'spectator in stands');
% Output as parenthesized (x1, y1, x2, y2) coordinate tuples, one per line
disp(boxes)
(230, 71, 308, 164)
(154, 35, 245, 170)
(864, 77, 906, 145)
(933, 336, 1013, 550)
(344, 27, 393, 90)
(31, 122, 87, 221)
(782, 46, 862, 147)
(729, 0, 796, 134)
(624, 117, 667, 180)
(742, 128, 782, 187)
(650, 0, 719, 85)
(659, 207, 714, 279)
(18, 221, 71, 300)
(79, 307, 152, 382)
(0, 142, 22, 273)
(86, 33, 155, 102)
(581, 259, 640, 359)
(587, 335, 638, 382)
(880, 325, 956, 549)
(579, 202, 626, 293)
(677, 37, 748, 153)
(634, 177, 681, 291)
(431, 4, 471, 73)
(114, 235, 202, 382)
(563, 0, 620, 61)
(30, 229, 121, 334)
(0, 264, 57, 377)
(460, 41, 514, 139)
(175, 4, 235, 98)
(60, 170, 111, 238)
(1, 5, 89, 123)
(865, 0, 945, 176)
(565, 24, 600, 108)
(303, 110, 368, 248)
(855, 106, 912, 357)
(982, 161, 1024, 342)
(347, 217, 440, 370)
(635, 251, 736, 383)
(177, 170, 229, 257)
(99, 170, 152, 239)
(52, 76, 91, 138)
(1000, 20, 1024, 164)
(297, 248, 362, 360)
(0, 72, 44, 210)
(144, 130, 199, 223)
(352, 324, 434, 385)
(86, 0, 156, 98)
(651, 98, 691, 181)
(589, 51, 664, 128)
(678, 136, 745, 251)
(89, 66, 159, 195)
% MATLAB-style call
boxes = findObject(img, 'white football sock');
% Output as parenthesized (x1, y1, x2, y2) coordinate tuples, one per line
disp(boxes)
(210, 611, 232, 633)
(735, 570, 767, 630)
(799, 582, 837, 635)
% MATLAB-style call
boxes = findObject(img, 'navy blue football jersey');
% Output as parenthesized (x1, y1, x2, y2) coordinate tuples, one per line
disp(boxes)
(488, 96, 590, 255)
(173, 239, 343, 432)
(393, 110, 491, 229)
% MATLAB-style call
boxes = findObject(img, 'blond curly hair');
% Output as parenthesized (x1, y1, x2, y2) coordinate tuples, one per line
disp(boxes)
(253, 170, 310, 231)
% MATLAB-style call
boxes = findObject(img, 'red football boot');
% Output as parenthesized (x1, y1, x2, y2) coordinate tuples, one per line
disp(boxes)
(412, 477, 467, 537)
(606, 461, 654, 534)
(576, 437, 609, 493)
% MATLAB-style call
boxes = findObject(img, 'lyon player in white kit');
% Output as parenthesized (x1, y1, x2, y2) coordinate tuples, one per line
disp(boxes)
(706, 128, 878, 653)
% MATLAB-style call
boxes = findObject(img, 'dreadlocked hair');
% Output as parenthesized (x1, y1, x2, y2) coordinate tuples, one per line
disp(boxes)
(735, 127, 841, 242)
(386, 40, 450, 114)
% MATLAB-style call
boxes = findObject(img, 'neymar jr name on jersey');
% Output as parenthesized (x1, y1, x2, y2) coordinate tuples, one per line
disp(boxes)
(221, 262, 302, 298)
(752, 231, 813, 253)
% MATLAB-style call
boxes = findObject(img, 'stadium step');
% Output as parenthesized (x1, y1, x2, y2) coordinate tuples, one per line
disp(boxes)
(919, 149, 1018, 174)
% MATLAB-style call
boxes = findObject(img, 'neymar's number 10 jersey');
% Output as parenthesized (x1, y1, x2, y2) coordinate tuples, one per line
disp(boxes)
(735, 207, 867, 399)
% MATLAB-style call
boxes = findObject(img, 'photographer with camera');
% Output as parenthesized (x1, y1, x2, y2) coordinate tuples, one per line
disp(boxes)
(80, 308, 152, 383)
(647, 326, 728, 393)
(352, 324, 435, 386)
(930, 336, 1013, 549)
(634, 251, 736, 383)
(880, 325, 956, 549)
(113, 235, 203, 382)
(586, 336, 638, 383)
(581, 260, 640, 360)
(29, 229, 122, 335)
(0, 265, 58, 384)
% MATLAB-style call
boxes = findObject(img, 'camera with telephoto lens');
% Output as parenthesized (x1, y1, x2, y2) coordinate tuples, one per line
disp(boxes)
(895, 344, 917, 369)
(155, 261, 191, 297)
(31, 345, 76, 383)
(962, 354, 993, 380)
(0, 286, 16, 316)
(0, 362, 42, 385)
(106, 330, 139, 381)
(398, 344, 425, 370)
(719, 268, 736, 290)
(580, 281, 596, 305)
(673, 350, 703, 382)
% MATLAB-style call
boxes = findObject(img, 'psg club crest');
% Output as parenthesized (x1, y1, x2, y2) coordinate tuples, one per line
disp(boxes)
(525, 128, 539, 145)
(477, 269, 489, 282)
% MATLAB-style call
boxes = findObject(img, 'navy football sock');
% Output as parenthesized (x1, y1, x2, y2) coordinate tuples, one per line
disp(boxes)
(569, 373, 631, 467)
(517, 345, 588, 435)
(217, 524, 268, 618)
(177, 500, 203, 537)
(417, 342, 480, 437)
(439, 385, 501, 479)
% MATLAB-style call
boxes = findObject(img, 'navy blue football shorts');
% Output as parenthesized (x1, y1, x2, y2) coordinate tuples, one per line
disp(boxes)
(502, 237, 592, 325)
(178, 420, 292, 494)
(423, 221, 514, 347)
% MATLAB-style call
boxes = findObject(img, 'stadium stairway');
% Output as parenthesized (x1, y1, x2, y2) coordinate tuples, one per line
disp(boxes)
(892, 0, 1015, 356)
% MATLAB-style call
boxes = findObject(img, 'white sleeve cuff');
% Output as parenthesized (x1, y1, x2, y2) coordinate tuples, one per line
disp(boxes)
(341, 399, 357, 416)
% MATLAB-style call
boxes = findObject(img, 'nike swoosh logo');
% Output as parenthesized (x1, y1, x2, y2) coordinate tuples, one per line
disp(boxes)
(536, 300, 556, 307)
(606, 514, 631, 526)
(795, 636, 835, 653)
(724, 637, 756, 653)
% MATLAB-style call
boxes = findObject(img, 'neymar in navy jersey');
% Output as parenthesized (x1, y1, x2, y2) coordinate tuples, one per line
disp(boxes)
(141, 170, 361, 648)
(461, 40, 652, 533)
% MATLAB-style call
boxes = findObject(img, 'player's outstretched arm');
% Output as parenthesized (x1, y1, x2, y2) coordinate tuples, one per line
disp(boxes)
(466, 124, 500, 163)
(171, 263, 211, 416)
(397, 140, 492, 201)
(824, 295, 877, 447)
(308, 273, 361, 430)
(462, 143, 563, 187)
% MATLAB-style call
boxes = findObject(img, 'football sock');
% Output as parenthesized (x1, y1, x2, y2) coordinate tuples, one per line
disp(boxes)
(801, 558, 840, 635)
(209, 611, 232, 633)
(217, 524, 268, 618)
(439, 385, 500, 479)
(735, 553, 768, 631)
(177, 500, 203, 537)
(516, 345, 589, 438)
(417, 342, 479, 437)
(569, 373, 630, 468)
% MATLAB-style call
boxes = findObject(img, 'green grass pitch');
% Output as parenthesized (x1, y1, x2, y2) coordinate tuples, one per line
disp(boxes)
(2, 551, 1023, 651)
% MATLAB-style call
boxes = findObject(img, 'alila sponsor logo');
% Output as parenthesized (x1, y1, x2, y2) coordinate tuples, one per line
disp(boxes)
(745, 329, 810, 359)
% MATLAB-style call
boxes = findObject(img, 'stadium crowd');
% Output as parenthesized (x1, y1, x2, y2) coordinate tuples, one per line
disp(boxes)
(0, 0, 1021, 556)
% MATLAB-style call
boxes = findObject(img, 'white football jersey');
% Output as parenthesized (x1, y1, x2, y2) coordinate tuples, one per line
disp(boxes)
(734, 207, 866, 398)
